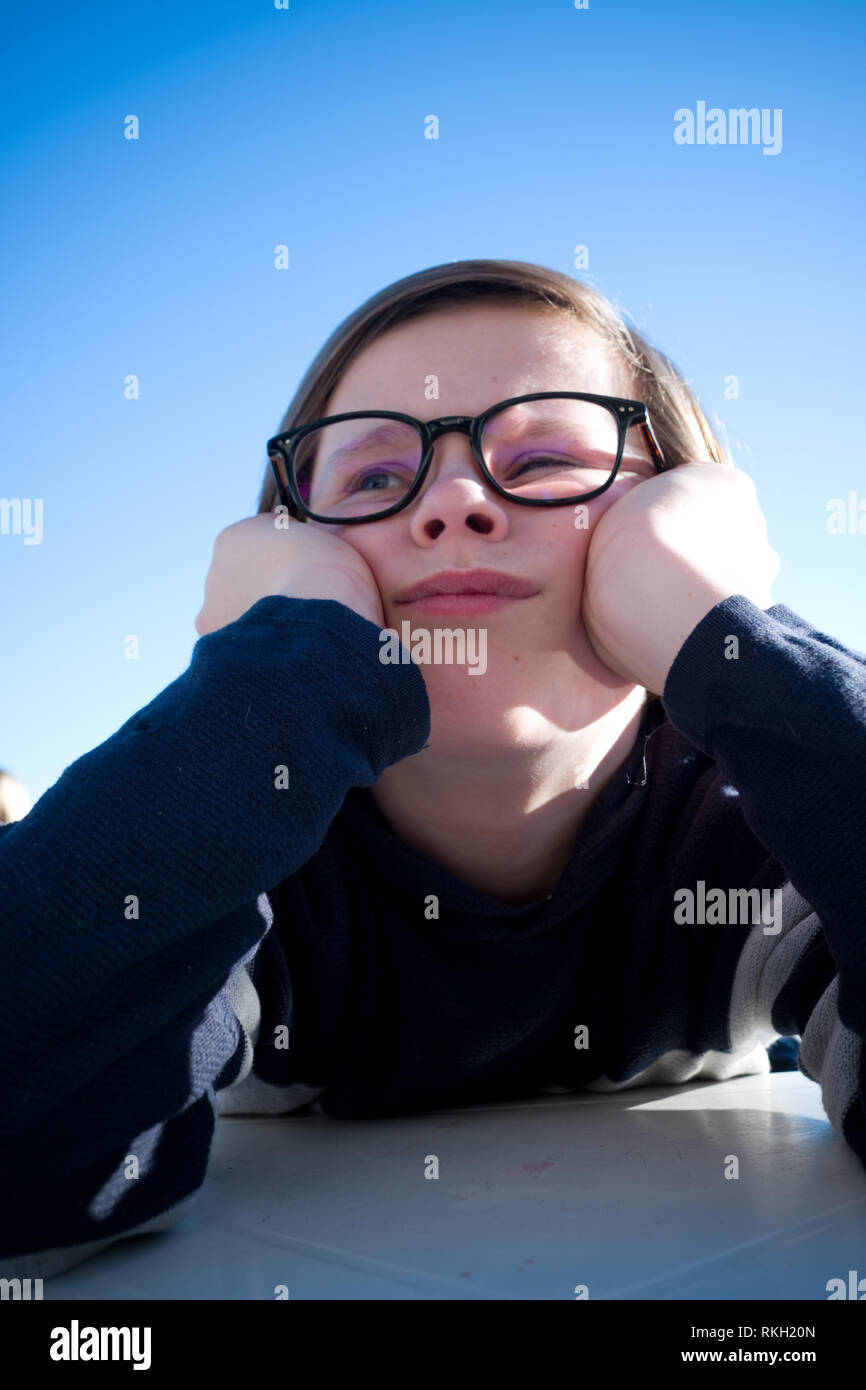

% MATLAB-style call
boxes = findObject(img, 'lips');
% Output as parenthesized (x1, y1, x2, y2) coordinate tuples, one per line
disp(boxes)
(395, 568, 538, 603)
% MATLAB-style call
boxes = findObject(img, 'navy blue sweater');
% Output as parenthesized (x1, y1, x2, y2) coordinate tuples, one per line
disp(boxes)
(1, 594, 865, 1277)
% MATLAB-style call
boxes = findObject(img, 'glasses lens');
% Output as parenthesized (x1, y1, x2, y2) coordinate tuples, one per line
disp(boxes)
(291, 417, 423, 519)
(480, 398, 620, 500)
(286, 399, 624, 520)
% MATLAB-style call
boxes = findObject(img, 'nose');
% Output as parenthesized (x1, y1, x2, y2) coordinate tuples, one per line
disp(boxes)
(407, 423, 510, 542)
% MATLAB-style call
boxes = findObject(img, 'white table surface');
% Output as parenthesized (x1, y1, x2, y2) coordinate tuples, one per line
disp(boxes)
(45, 1071, 866, 1300)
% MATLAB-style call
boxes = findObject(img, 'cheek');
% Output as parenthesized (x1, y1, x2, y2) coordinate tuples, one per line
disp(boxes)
(575, 476, 646, 543)
(542, 514, 593, 593)
(327, 526, 389, 590)
(594, 474, 644, 511)
(546, 482, 636, 597)
(318, 522, 375, 563)
(558, 487, 627, 553)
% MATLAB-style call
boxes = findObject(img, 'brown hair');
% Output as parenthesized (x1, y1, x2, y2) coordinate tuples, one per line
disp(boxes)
(255, 258, 730, 517)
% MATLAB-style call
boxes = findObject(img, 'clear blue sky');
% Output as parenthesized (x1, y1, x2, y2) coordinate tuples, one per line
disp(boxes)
(2, 0, 864, 805)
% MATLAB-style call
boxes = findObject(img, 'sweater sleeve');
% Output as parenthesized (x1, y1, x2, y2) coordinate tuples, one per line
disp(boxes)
(661, 596, 866, 1165)
(0, 595, 430, 1277)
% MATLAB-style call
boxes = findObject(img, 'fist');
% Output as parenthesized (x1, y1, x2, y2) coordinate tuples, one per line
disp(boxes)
(194, 512, 387, 636)
(581, 462, 780, 693)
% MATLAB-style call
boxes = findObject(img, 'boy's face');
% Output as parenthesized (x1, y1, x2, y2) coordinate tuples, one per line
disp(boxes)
(305, 302, 660, 739)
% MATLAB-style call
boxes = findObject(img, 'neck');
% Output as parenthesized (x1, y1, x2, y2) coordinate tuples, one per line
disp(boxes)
(370, 684, 650, 907)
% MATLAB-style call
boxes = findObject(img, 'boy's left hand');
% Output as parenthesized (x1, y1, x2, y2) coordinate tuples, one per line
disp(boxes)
(581, 462, 781, 694)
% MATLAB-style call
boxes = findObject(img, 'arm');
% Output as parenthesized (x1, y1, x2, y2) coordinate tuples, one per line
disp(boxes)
(0, 595, 430, 1275)
(662, 596, 866, 1162)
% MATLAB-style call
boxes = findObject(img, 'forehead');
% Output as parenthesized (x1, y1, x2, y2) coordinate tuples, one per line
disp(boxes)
(323, 303, 634, 415)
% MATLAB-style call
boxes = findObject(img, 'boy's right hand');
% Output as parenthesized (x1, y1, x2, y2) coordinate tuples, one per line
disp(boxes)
(194, 514, 387, 636)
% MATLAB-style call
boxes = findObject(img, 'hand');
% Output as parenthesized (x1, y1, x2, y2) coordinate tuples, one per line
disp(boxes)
(581, 462, 780, 693)
(194, 513, 386, 636)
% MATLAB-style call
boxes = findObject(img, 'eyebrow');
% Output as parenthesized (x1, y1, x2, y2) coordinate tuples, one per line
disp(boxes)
(321, 423, 416, 469)
(324, 411, 606, 450)
(318, 410, 651, 468)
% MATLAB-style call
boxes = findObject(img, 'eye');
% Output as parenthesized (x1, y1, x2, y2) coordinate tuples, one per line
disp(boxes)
(509, 454, 578, 477)
(343, 464, 412, 495)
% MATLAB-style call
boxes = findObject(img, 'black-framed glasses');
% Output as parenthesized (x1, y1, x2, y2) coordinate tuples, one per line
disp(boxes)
(267, 392, 668, 525)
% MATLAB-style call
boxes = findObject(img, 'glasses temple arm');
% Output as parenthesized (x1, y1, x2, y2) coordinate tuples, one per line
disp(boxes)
(639, 418, 667, 471)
